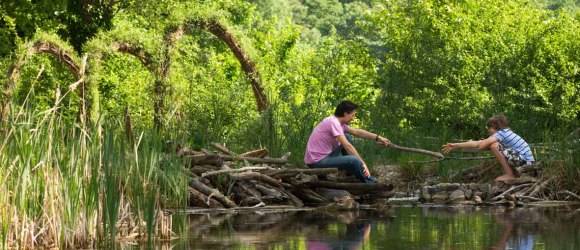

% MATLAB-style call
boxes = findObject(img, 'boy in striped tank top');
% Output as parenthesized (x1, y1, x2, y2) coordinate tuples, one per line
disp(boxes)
(442, 115, 535, 182)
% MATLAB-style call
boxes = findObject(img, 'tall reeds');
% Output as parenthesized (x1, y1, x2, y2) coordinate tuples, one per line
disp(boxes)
(0, 81, 188, 248)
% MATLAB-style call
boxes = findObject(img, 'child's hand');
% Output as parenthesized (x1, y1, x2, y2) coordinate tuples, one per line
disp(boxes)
(377, 136, 391, 147)
(442, 143, 456, 153)
(362, 163, 371, 177)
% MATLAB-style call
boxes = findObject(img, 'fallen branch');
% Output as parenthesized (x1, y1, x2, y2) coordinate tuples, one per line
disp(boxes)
(557, 190, 580, 201)
(239, 148, 268, 158)
(201, 166, 274, 178)
(303, 180, 394, 192)
(529, 177, 556, 197)
(387, 143, 444, 159)
(266, 168, 339, 177)
(514, 195, 545, 202)
(219, 154, 287, 164)
(210, 142, 236, 155)
(190, 177, 237, 208)
(491, 183, 534, 201)
(231, 172, 282, 187)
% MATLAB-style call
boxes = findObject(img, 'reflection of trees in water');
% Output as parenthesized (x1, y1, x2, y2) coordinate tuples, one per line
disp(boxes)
(420, 206, 580, 250)
(170, 207, 579, 250)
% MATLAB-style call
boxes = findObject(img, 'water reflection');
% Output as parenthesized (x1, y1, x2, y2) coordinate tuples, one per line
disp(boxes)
(123, 205, 580, 250)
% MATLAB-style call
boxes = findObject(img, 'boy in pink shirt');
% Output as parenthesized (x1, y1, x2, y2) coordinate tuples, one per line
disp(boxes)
(305, 101, 391, 183)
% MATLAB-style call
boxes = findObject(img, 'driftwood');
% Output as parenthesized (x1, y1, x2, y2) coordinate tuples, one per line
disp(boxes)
(528, 177, 556, 197)
(387, 143, 444, 159)
(190, 178, 237, 208)
(210, 142, 236, 155)
(303, 180, 394, 192)
(219, 154, 287, 164)
(557, 190, 580, 201)
(188, 187, 223, 208)
(231, 172, 282, 187)
(201, 166, 274, 178)
(491, 183, 534, 201)
(239, 148, 269, 158)
(181, 143, 400, 210)
(237, 181, 263, 199)
(266, 168, 339, 178)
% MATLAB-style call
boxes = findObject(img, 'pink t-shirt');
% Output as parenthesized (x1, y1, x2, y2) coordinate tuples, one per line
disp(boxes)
(304, 116, 351, 165)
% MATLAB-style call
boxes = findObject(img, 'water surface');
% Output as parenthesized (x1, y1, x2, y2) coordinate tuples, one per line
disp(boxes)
(125, 205, 580, 250)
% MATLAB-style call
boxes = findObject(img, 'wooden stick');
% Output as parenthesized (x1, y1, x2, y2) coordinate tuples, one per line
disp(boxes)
(231, 172, 282, 187)
(218, 154, 287, 164)
(491, 183, 534, 201)
(529, 177, 556, 197)
(239, 148, 269, 158)
(188, 187, 223, 208)
(514, 195, 545, 202)
(266, 168, 339, 177)
(201, 166, 274, 178)
(557, 190, 580, 201)
(303, 180, 394, 192)
(411, 156, 495, 164)
(210, 142, 236, 155)
(190, 177, 237, 208)
(387, 143, 444, 159)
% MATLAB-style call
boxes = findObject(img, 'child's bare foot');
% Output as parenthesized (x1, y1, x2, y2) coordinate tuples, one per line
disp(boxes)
(494, 174, 516, 182)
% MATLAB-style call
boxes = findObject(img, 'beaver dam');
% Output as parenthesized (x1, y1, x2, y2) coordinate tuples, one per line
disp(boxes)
(168, 142, 579, 211)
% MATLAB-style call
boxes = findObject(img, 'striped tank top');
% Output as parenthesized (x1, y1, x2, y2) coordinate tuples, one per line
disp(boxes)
(494, 128, 535, 162)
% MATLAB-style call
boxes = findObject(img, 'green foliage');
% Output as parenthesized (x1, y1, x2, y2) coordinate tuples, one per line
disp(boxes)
(366, 0, 579, 141)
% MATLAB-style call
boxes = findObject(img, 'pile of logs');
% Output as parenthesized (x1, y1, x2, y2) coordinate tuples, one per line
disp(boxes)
(170, 142, 395, 209)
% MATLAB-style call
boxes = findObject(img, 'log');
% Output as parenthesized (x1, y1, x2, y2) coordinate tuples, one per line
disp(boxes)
(190, 178, 237, 208)
(201, 166, 274, 178)
(237, 181, 262, 199)
(504, 176, 538, 185)
(219, 154, 287, 164)
(232, 184, 263, 207)
(266, 168, 339, 177)
(210, 142, 236, 155)
(303, 180, 394, 192)
(188, 187, 223, 208)
(292, 188, 328, 204)
(190, 165, 221, 176)
(387, 143, 444, 159)
(239, 148, 269, 158)
(255, 184, 283, 198)
(231, 172, 282, 187)
(278, 187, 304, 208)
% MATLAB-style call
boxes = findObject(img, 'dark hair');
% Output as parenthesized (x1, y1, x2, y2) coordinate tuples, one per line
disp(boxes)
(334, 100, 358, 117)
(487, 114, 509, 129)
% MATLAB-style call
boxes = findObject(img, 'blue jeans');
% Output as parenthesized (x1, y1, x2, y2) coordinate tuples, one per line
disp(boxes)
(309, 133, 377, 183)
